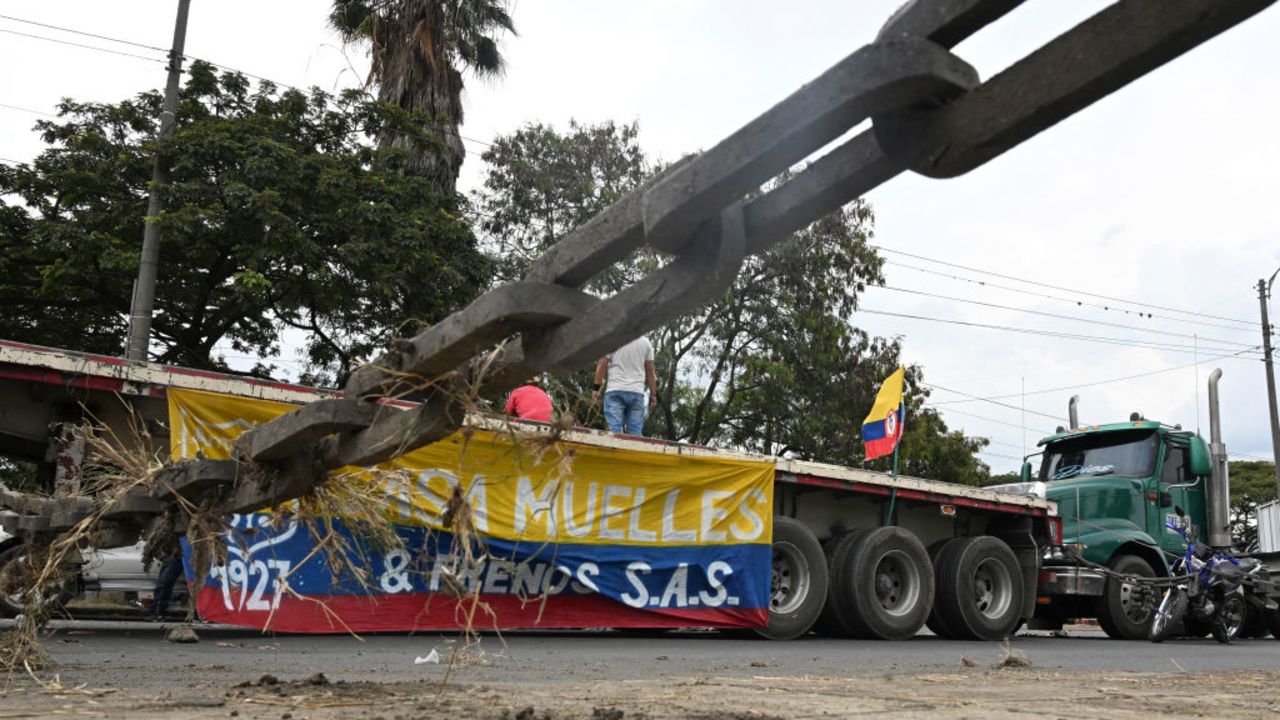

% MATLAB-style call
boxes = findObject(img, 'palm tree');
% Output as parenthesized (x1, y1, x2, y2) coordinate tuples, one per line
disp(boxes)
(330, 0, 515, 197)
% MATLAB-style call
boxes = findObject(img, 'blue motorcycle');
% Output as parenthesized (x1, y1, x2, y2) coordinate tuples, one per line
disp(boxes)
(1149, 508, 1263, 643)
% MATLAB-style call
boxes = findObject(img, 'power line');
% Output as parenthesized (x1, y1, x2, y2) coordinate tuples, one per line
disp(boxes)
(859, 308, 1265, 357)
(977, 449, 1024, 462)
(874, 246, 1256, 327)
(876, 285, 1258, 351)
(0, 12, 166, 52)
(0, 27, 165, 64)
(922, 404, 1055, 435)
(921, 381, 1065, 422)
(930, 345, 1262, 405)
(884, 260, 1258, 334)
(0, 13, 498, 152)
(0, 102, 56, 118)
(984, 438, 1032, 452)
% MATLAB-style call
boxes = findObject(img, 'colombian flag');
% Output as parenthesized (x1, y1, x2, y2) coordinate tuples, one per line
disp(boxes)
(862, 367, 905, 461)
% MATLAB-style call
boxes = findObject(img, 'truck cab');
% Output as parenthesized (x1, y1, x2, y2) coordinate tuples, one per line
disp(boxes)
(993, 419, 1215, 639)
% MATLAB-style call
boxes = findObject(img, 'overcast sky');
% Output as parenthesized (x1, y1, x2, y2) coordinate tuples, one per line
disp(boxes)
(2, 1, 1278, 472)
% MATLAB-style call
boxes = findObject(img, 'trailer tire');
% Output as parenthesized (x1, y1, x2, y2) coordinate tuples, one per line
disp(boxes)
(934, 536, 1023, 641)
(1096, 554, 1156, 640)
(814, 532, 862, 637)
(924, 540, 958, 639)
(830, 527, 934, 640)
(756, 517, 828, 640)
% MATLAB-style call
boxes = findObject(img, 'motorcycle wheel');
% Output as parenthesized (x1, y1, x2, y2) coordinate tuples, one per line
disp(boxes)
(1149, 588, 1185, 643)
(1212, 595, 1246, 644)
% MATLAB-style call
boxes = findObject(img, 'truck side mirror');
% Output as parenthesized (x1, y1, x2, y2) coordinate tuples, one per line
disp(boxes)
(1020, 461, 1032, 483)
(1188, 436, 1212, 476)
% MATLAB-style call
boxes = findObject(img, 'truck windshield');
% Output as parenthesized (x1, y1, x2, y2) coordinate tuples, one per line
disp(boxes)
(1041, 430, 1158, 482)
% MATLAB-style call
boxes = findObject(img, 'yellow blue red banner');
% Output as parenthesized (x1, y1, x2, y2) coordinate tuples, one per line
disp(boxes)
(168, 388, 775, 632)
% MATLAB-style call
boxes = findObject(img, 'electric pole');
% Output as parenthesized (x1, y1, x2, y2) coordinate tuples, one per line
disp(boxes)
(1259, 272, 1280, 496)
(125, 0, 192, 361)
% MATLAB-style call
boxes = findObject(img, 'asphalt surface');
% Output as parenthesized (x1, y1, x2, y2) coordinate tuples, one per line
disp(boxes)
(10, 619, 1280, 693)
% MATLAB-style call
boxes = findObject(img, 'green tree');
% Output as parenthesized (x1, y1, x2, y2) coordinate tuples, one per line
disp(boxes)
(330, 0, 516, 196)
(1228, 460, 1277, 548)
(475, 120, 992, 483)
(475, 120, 647, 283)
(0, 62, 490, 383)
(0, 458, 39, 494)
(985, 471, 1023, 486)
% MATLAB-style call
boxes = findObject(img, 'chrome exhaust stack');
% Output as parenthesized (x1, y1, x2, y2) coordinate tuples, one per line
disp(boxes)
(1068, 395, 1079, 430)
(1207, 369, 1232, 548)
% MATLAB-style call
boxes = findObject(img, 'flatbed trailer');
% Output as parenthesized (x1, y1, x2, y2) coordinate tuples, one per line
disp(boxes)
(0, 339, 1056, 640)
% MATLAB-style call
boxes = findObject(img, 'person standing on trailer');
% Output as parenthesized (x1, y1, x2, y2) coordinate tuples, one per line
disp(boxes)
(592, 336, 658, 436)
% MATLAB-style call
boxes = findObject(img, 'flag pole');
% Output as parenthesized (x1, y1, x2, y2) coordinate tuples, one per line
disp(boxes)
(892, 398, 904, 479)
(885, 400, 902, 526)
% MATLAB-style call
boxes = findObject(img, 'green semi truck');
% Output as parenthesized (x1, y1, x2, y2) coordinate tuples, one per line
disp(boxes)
(990, 369, 1280, 640)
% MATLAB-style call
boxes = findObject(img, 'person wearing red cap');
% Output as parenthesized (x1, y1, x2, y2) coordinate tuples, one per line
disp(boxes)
(504, 376, 554, 423)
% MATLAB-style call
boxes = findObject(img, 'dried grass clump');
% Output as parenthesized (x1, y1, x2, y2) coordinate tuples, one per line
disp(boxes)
(3, 404, 170, 677)
(994, 639, 1032, 669)
(5, 351, 600, 682)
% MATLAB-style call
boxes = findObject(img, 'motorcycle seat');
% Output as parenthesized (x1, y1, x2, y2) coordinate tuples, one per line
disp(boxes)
(1235, 557, 1263, 572)
(1214, 558, 1260, 580)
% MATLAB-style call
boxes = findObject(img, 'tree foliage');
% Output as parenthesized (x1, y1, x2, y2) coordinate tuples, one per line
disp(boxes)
(330, 0, 516, 195)
(0, 62, 490, 383)
(1228, 460, 1277, 549)
(475, 120, 992, 483)
(475, 120, 646, 283)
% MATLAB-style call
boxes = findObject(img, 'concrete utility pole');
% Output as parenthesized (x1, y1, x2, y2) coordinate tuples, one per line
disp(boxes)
(125, 0, 192, 361)
(1259, 271, 1280, 496)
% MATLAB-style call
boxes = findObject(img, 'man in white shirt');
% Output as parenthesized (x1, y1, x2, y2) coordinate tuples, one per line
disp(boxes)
(591, 336, 657, 435)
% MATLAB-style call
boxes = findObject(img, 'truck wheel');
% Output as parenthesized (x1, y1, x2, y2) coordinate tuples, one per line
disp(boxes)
(934, 536, 1023, 641)
(756, 517, 828, 640)
(0, 544, 73, 617)
(924, 539, 957, 639)
(1096, 554, 1156, 640)
(814, 532, 861, 637)
(830, 526, 934, 640)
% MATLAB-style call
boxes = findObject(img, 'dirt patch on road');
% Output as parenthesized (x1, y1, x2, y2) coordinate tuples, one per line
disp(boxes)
(3, 668, 1280, 719)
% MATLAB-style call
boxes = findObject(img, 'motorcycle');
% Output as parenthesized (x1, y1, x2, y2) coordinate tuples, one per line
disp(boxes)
(1148, 507, 1264, 643)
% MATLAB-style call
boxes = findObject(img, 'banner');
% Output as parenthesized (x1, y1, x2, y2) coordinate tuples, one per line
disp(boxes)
(168, 388, 775, 633)
(862, 366, 905, 461)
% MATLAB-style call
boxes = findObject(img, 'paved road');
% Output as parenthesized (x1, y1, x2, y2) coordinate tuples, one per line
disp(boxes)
(11, 619, 1280, 693)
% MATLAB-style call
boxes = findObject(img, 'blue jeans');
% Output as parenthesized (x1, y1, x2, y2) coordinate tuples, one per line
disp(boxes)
(604, 391, 647, 435)
(151, 554, 185, 617)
